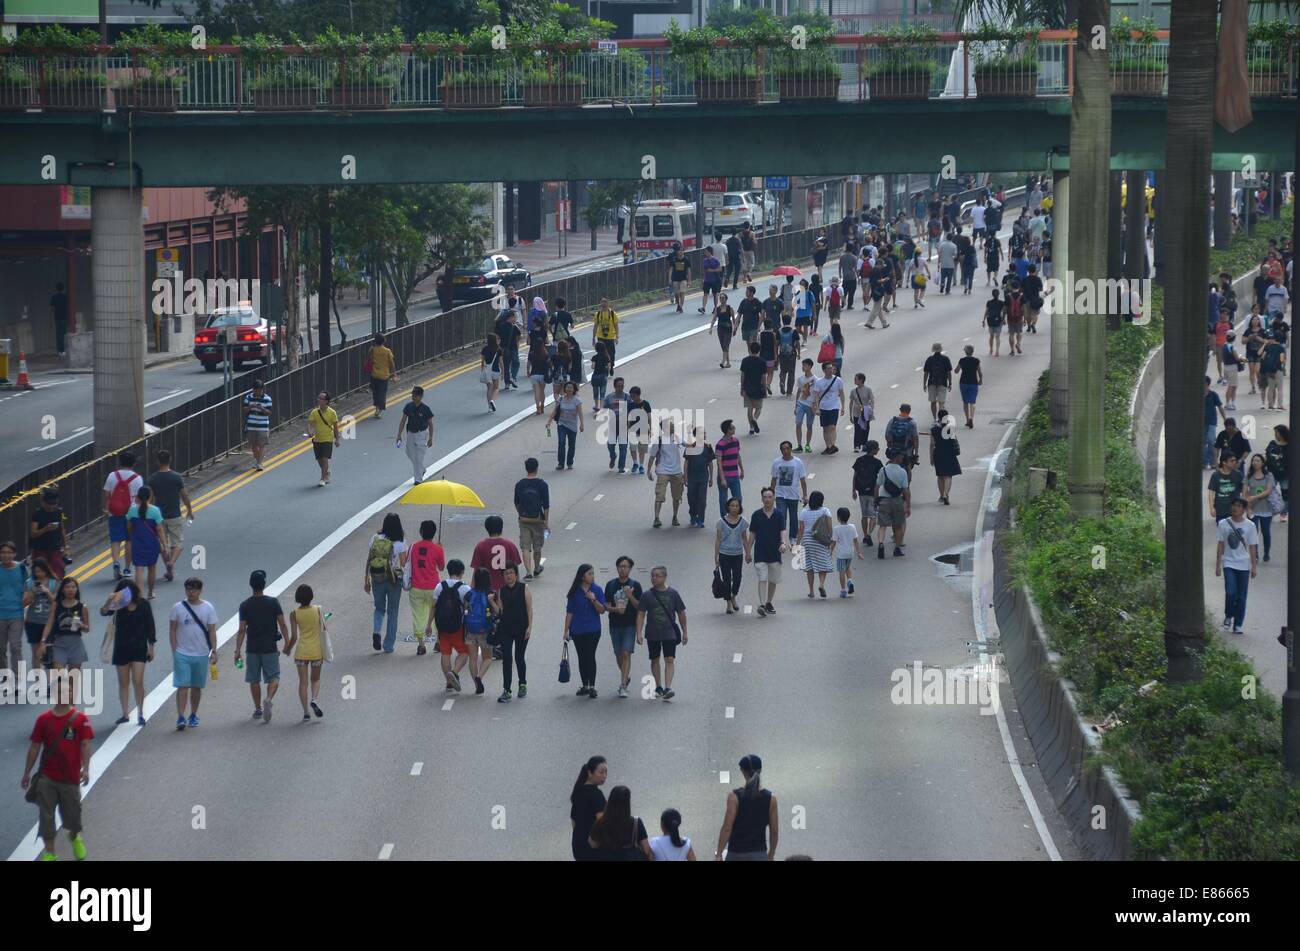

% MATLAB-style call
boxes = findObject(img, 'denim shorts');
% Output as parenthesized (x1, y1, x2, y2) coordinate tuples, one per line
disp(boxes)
(795, 403, 814, 426)
(960, 383, 979, 405)
(173, 653, 210, 688)
(108, 515, 129, 543)
(244, 651, 281, 684)
(610, 625, 637, 655)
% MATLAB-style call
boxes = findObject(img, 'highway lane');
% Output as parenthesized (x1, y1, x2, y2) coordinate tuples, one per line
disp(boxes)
(3, 257, 1077, 860)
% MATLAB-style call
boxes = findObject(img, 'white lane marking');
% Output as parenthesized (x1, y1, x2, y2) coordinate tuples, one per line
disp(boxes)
(743, 605, 752, 614)
(913, 366, 922, 371)
(593, 494, 604, 502)
(733, 653, 742, 663)
(719, 771, 731, 784)
(971, 401, 1061, 862)
(963, 337, 972, 342)
(565, 521, 577, 530)
(25, 426, 91, 453)
(144, 387, 192, 408)
(378, 843, 394, 860)
(6, 311, 722, 862)
(708, 398, 717, 403)
(890, 383, 899, 389)
(725, 706, 735, 719)
(442, 699, 455, 711)
(411, 762, 424, 776)
(806, 472, 815, 479)
(539, 557, 547, 567)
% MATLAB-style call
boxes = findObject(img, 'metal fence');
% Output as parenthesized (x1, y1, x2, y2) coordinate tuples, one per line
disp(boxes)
(0, 224, 828, 550)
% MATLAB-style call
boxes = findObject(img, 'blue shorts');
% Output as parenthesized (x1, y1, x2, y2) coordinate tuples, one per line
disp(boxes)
(960, 383, 979, 405)
(795, 403, 815, 426)
(244, 651, 281, 684)
(172, 653, 209, 689)
(610, 626, 636, 656)
(108, 516, 129, 542)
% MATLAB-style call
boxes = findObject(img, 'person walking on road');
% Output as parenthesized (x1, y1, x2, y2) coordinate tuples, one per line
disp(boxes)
(27, 488, 68, 581)
(38, 576, 88, 678)
(147, 450, 193, 584)
(364, 513, 407, 654)
(564, 564, 607, 699)
(876, 449, 912, 558)
(848, 373, 874, 451)
(770, 441, 808, 541)
(570, 755, 608, 861)
(685, 426, 716, 529)
(646, 418, 686, 528)
(169, 577, 217, 730)
(366, 333, 397, 419)
(100, 579, 154, 726)
(527, 334, 551, 416)
(906, 252, 931, 308)
(126, 486, 164, 601)
(604, 556, 642, 698)
(1244, 453, 1278, 562)
(984, 289, 1005, 357)
(937, 233, 958, 294)
(795, 490, 835, 599)
(930, 409, 963, 505)
(833, 507, 864, 598)
(551, 381, 584, 471)
(714, 754, 778, 861)
(852, 440, 883, 542)
(493, 309, 521, 392)
(740, 341, 767, 435)
(289, 584, 325, 722)
(21, 556, 56, 670)
(395, 386, 435, 485)
(234, 570, 288, 724)
(242, 378, 273, 471)
(593, 298, 619, 367)
(588, 785, 653, 860)
(627, 387, 652, 475)
(838, 243, 858, 309)
(494, 563, 532, 702)
(22, 677, 93, 862)
(603, 377, 631, 473)
(739, 223, 757, 285)
(699, 246, 723, 314)
(430, 561, 471, 692)
(636, 566, 687, 701)
(1215, 497, 1259, 636)
(0, 542, 26, 684)
(922, 343, 953, 421)
(747, 488, 787, 617)
(725, 231, 743, 289)
(549, 340, 571, 402)
(514, 458, 549, 581)
(651, 809, 697, 861)
(470, 515, 523, 594)
(481, 333, 504, 413)
(793, 359, 817, 452)
(1266, 424, 1289, 522)
(463, 568, 497, 695)
(668, 245, 692, 313)
(812, 361, 845, 454)
(406, 520, 445, 655)
(710, 292, 737, 368)
(956, 346, 982, 428)
(591, 341, 611, 409)
(308, 392, 341, 487)
(103, 451, 143, 582)
(714, 498, 752, 615)
(715, 419, 744, 515)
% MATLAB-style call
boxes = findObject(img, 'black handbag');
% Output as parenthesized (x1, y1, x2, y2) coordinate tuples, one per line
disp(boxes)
(711, 569, 727, 600)
(558, 641, 571, 683)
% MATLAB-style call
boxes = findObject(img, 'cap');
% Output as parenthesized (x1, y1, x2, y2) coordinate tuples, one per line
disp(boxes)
(738, 753, 763, 773)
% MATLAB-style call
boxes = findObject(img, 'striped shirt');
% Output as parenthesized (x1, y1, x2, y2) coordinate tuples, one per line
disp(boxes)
(715, 435, 742, 479)
(243, 393, 273, 432)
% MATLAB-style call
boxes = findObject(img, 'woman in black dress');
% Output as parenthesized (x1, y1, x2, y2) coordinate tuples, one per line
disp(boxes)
(570, 756, 608, 861)
(100, 579, 155, 725)
(710, 293, 737, 368)
(930, 409, 963, 505)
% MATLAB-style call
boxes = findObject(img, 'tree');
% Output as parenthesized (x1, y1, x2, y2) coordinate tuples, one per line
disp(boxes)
(1065, 0, 1110, 519)
(1162, 0, 1218, 683)
(582, 181, 640, 250)
(210, 185, 318, 369)
(950, 0, 1076, 29)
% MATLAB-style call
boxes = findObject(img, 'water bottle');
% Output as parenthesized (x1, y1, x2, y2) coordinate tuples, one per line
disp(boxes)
(209, 661, 219, 681)
(235, 656, 244, 670)
(324, 612, 333, 620)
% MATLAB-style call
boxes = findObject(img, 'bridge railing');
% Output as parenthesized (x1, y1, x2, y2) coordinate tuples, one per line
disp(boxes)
(3, 31, 1292, 112)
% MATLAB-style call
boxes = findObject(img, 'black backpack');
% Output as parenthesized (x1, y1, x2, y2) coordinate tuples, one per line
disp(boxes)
(886, 416, 912, 452)
(433, 582, 467, 634)
(518, 484, 544, 520)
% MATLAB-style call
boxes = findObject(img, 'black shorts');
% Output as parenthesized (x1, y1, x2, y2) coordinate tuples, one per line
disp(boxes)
(313, 441, 333, 460)
(820, 408, 840, 428)
(647, 638, 678, 660)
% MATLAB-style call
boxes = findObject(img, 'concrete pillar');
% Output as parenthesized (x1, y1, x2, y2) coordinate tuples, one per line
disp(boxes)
(1212, 171, 1233, 249)
(1123, 170, 1147, 280)
(92, 187, 145, 454)
(1107, 170, 1124, 280)
(1049, 170, 1070, 437)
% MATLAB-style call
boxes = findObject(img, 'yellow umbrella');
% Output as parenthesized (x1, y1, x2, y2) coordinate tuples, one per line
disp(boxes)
(399, 479, 486, 549)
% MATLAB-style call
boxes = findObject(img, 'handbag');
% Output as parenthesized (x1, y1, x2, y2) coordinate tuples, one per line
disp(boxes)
(363, 349, 375, 376)
(558, 641, 571, 683)
(318, 606, 335, 663)
(99, 614, 115, 665)
(712, 569, 727, 600)
(24, 752, 46, 804)
(1267, 484, 1285, 515)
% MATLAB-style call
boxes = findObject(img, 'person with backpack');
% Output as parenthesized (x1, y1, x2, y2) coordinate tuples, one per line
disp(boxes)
(308, 391, 341, 487)
(366, 332, 398, 419)
(494, 562, 532, 702)
(102, 451, 143, 581)
(876, 449, 912, 558)
(565, 564, 607, 699)
(592, 298, 619, 368)
(811, 360, 845, 455)
(794, 490, 835, 598)
(462, 567, 497, 695)
(884, 405, 919, 477)
(826, 277, 844, 324)
(777, 314, 800, 396)
(984, 236, 1002, 287)
(406, 520, 445, 656)
(922, 342, 953, 421)
(364, 513, 407, 653)
(513, 458, 550, 581)
(429, 560, 472, 692)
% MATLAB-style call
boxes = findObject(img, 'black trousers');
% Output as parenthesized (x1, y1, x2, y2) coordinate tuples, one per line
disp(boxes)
(718, 553, 743, 597)
(687, 476, 709, 524)
(573, 632, 600, 686)
(499, 631, 528, 690)
(843, 278, 857, 308)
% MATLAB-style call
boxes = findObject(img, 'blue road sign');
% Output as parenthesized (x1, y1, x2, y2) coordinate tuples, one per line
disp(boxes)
(764, 176, 790, 191)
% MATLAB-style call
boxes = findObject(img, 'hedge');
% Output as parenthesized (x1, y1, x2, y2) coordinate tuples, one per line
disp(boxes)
(1008, 207, 1300, 859)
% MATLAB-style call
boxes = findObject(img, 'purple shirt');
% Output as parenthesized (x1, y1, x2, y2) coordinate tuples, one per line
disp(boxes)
(703, 255, 722, 285)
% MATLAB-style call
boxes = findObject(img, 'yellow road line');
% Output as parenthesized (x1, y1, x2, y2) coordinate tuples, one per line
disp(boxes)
(63, 303, 666, 584)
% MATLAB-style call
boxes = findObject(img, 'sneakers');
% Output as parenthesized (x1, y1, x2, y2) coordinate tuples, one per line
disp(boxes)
(534, 565, 544, 577)
(40, 851, 58, 862)
(588, 687, 598, 699)
(498, 689, 513, 703)
(756, 605, 767, 617)
(445, 670, 458, 691)
(372, 633, 382, 651)
(474, 677, 485, 695)
(263, 697, 273, 723)
(187, 713, 199, 728)
(661, 688, 675, 701)
(1233, 627, 1244, 636)
(617, 684, 628, 698)
(894, 547, 905, 557)
(654, 686, 665, 699)
(839, 590, 849, 598)
(113, 563, 122, 581)
(122, 565, 132, 577)
(318, 479, 327, 487)
(878, 544, 886, 559)
(653, 519, 663, 528)
(765, 602, 776, 614)
(451, 670, 462, 692)
(176, 715, 187, 731)
(1222, 617, 1233, 630)
(71, 834, 87, 861)
(416, 642, 427, 656)
(518, 682, 528, 698)
(848, 579, 855, 595)
(311, 701, 323, 718)
(252, 708, 263, 720)
(671, 517, 681, 526)
(577, 685, 590, 697)
(489, 400, 497, 412)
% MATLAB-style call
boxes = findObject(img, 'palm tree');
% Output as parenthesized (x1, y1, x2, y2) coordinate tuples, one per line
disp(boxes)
(1162, 0, 1219, 684)
(1065, 0, 1110, 519)
(949, 0, 1076, 28)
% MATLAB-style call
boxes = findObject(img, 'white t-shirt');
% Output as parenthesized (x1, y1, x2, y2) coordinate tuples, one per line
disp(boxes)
(971, 205, 987, 230)
(649, 834, 692, 861)
(798, 506, 832, 537)
(170, 599, 218, 657)
(1265, 284, 1289, 315)
(795, 373, 817, 407)
(832, 522, 861, 560)
(770, 456, 807, 500)
(811, 375, 844, 411)
(1217, 517, 1259, 571)
(103, 468, 143, 508)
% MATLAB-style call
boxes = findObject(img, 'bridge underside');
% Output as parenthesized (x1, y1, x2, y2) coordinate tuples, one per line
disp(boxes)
(0, 98, 1293, 187)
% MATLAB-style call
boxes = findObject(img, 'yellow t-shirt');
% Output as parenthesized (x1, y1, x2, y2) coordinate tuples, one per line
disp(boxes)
(594, 309, 619, 340)
(294, 605, 323, 661)
(309, 406, 339, 443)
(369, 346, 396, 380)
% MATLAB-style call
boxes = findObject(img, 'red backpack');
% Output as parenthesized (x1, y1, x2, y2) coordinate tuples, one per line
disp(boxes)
(829, 286, 843, 308)
(107, 471, 134, 517)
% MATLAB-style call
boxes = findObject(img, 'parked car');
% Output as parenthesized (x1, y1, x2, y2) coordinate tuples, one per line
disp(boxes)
(192, 303, 284, 372)
(711, 192, 764, 232)
(451, 254, 531, 302)
(746, 191, 778, 228)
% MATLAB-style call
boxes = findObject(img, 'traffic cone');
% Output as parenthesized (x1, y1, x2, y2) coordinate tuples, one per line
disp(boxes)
(16, 351, 30, 388)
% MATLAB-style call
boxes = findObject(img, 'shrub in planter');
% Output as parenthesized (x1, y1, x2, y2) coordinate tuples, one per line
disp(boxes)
(419, 27, 508, 109)
(770, 33, 840, 101)
(866, 24, 940, 100)
(666, 22, 762, 105)
(43, 69, 107, 109)
(520, 67, 585, 107)
(442, 68, 505, 108)
(1245, 20, 1296, 97)
(1109, 15, 1164, 96)
(113, 23, 192, 111)
(0, 58, 36, 109)
(968, 24, 1040, 98)
(238, 33, 321, 110)
(312, 26, 403, 109)
(12, 24, 105, 109)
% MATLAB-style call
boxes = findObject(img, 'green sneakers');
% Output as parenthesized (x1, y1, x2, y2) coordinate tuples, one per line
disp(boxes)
(40, 851, 58, 862)
(71, 834, 87, 861)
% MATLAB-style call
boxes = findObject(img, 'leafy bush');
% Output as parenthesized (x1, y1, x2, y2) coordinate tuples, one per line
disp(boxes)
(1110, 14, 1163, 73)
(868, 24, 941, 75)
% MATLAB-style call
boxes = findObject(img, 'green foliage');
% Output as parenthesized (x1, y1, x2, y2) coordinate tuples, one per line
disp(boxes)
(1110, 14, 1163, 73)
(1246, 18, 1298, 48)
(582, 181, 639, 232)
(869, 24, 942, 74)
(968, 21, 1040, 71)
(114, 25, 194, 88)
(308, 25, 404, 86)
(14, 24, 101, 54)
(770, 46, 840, 79)
(1009, 207, 1300, 859)
(584, 48, 648, 99)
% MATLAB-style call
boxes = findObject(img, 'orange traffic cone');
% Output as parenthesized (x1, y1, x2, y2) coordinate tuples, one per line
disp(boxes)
(16, 351, 30, 388)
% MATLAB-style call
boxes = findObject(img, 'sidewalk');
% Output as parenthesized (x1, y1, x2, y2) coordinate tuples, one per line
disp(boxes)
(503, 222, 623, 276)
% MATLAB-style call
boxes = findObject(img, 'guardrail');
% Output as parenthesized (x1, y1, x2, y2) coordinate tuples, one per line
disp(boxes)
(0, 225, 829, 551)
(1, 32, 1292, 112)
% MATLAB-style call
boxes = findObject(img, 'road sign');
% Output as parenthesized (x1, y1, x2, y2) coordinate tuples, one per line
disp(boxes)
(156, 247, 180, 278)
(556, 199, 571, 231)
(701, 177, 726, 193)
(764, 176, 790, 191)
(597, 40, 617, 54)
(703, 192, 723, 210)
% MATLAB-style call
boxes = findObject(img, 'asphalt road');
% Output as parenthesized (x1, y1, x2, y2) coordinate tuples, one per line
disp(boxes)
(1, 250, 1080, 861)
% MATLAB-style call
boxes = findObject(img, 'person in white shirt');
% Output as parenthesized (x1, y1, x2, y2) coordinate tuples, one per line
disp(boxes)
(811, 362, 845, 455)
(649, 808, 697, 861)
(970, 201, 987, 237)
(831, 506, 864, 597)
(646, 419, 686, 528)
(793, 358, 818, 452)
(168, 577, 218, 730)
(769, 441, 808, 541)
(1215, 497, 1259, 635)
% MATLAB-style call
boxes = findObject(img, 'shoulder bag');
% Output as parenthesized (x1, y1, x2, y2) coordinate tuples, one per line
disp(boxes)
(363, 348, 375, 377)
(99, 613, 115, 665)
(648, 588, 682, 643)
(318, 606, 334, 663)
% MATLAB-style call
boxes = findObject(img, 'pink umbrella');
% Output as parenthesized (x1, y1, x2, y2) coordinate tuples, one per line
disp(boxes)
(770, 265, 802, 277)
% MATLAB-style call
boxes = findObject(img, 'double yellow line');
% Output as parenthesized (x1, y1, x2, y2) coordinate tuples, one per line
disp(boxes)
(67, 300, 667, 584)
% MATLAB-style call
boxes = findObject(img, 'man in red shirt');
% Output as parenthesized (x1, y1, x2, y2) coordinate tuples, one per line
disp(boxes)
(469, 516, 523, 593)
(407, 519, 446, 657)
(21, 679, 93, 861)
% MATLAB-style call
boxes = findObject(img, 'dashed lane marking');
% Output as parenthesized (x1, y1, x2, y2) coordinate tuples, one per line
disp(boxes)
(411, 762, 424, 776)
(725, 706, 735, 719)
(378, 843, 394, 860)
(719, 771, 731, 784)
(565, 521, 578, 530)
(442, 699, 455, 711)
(733, 653, 742, 663)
